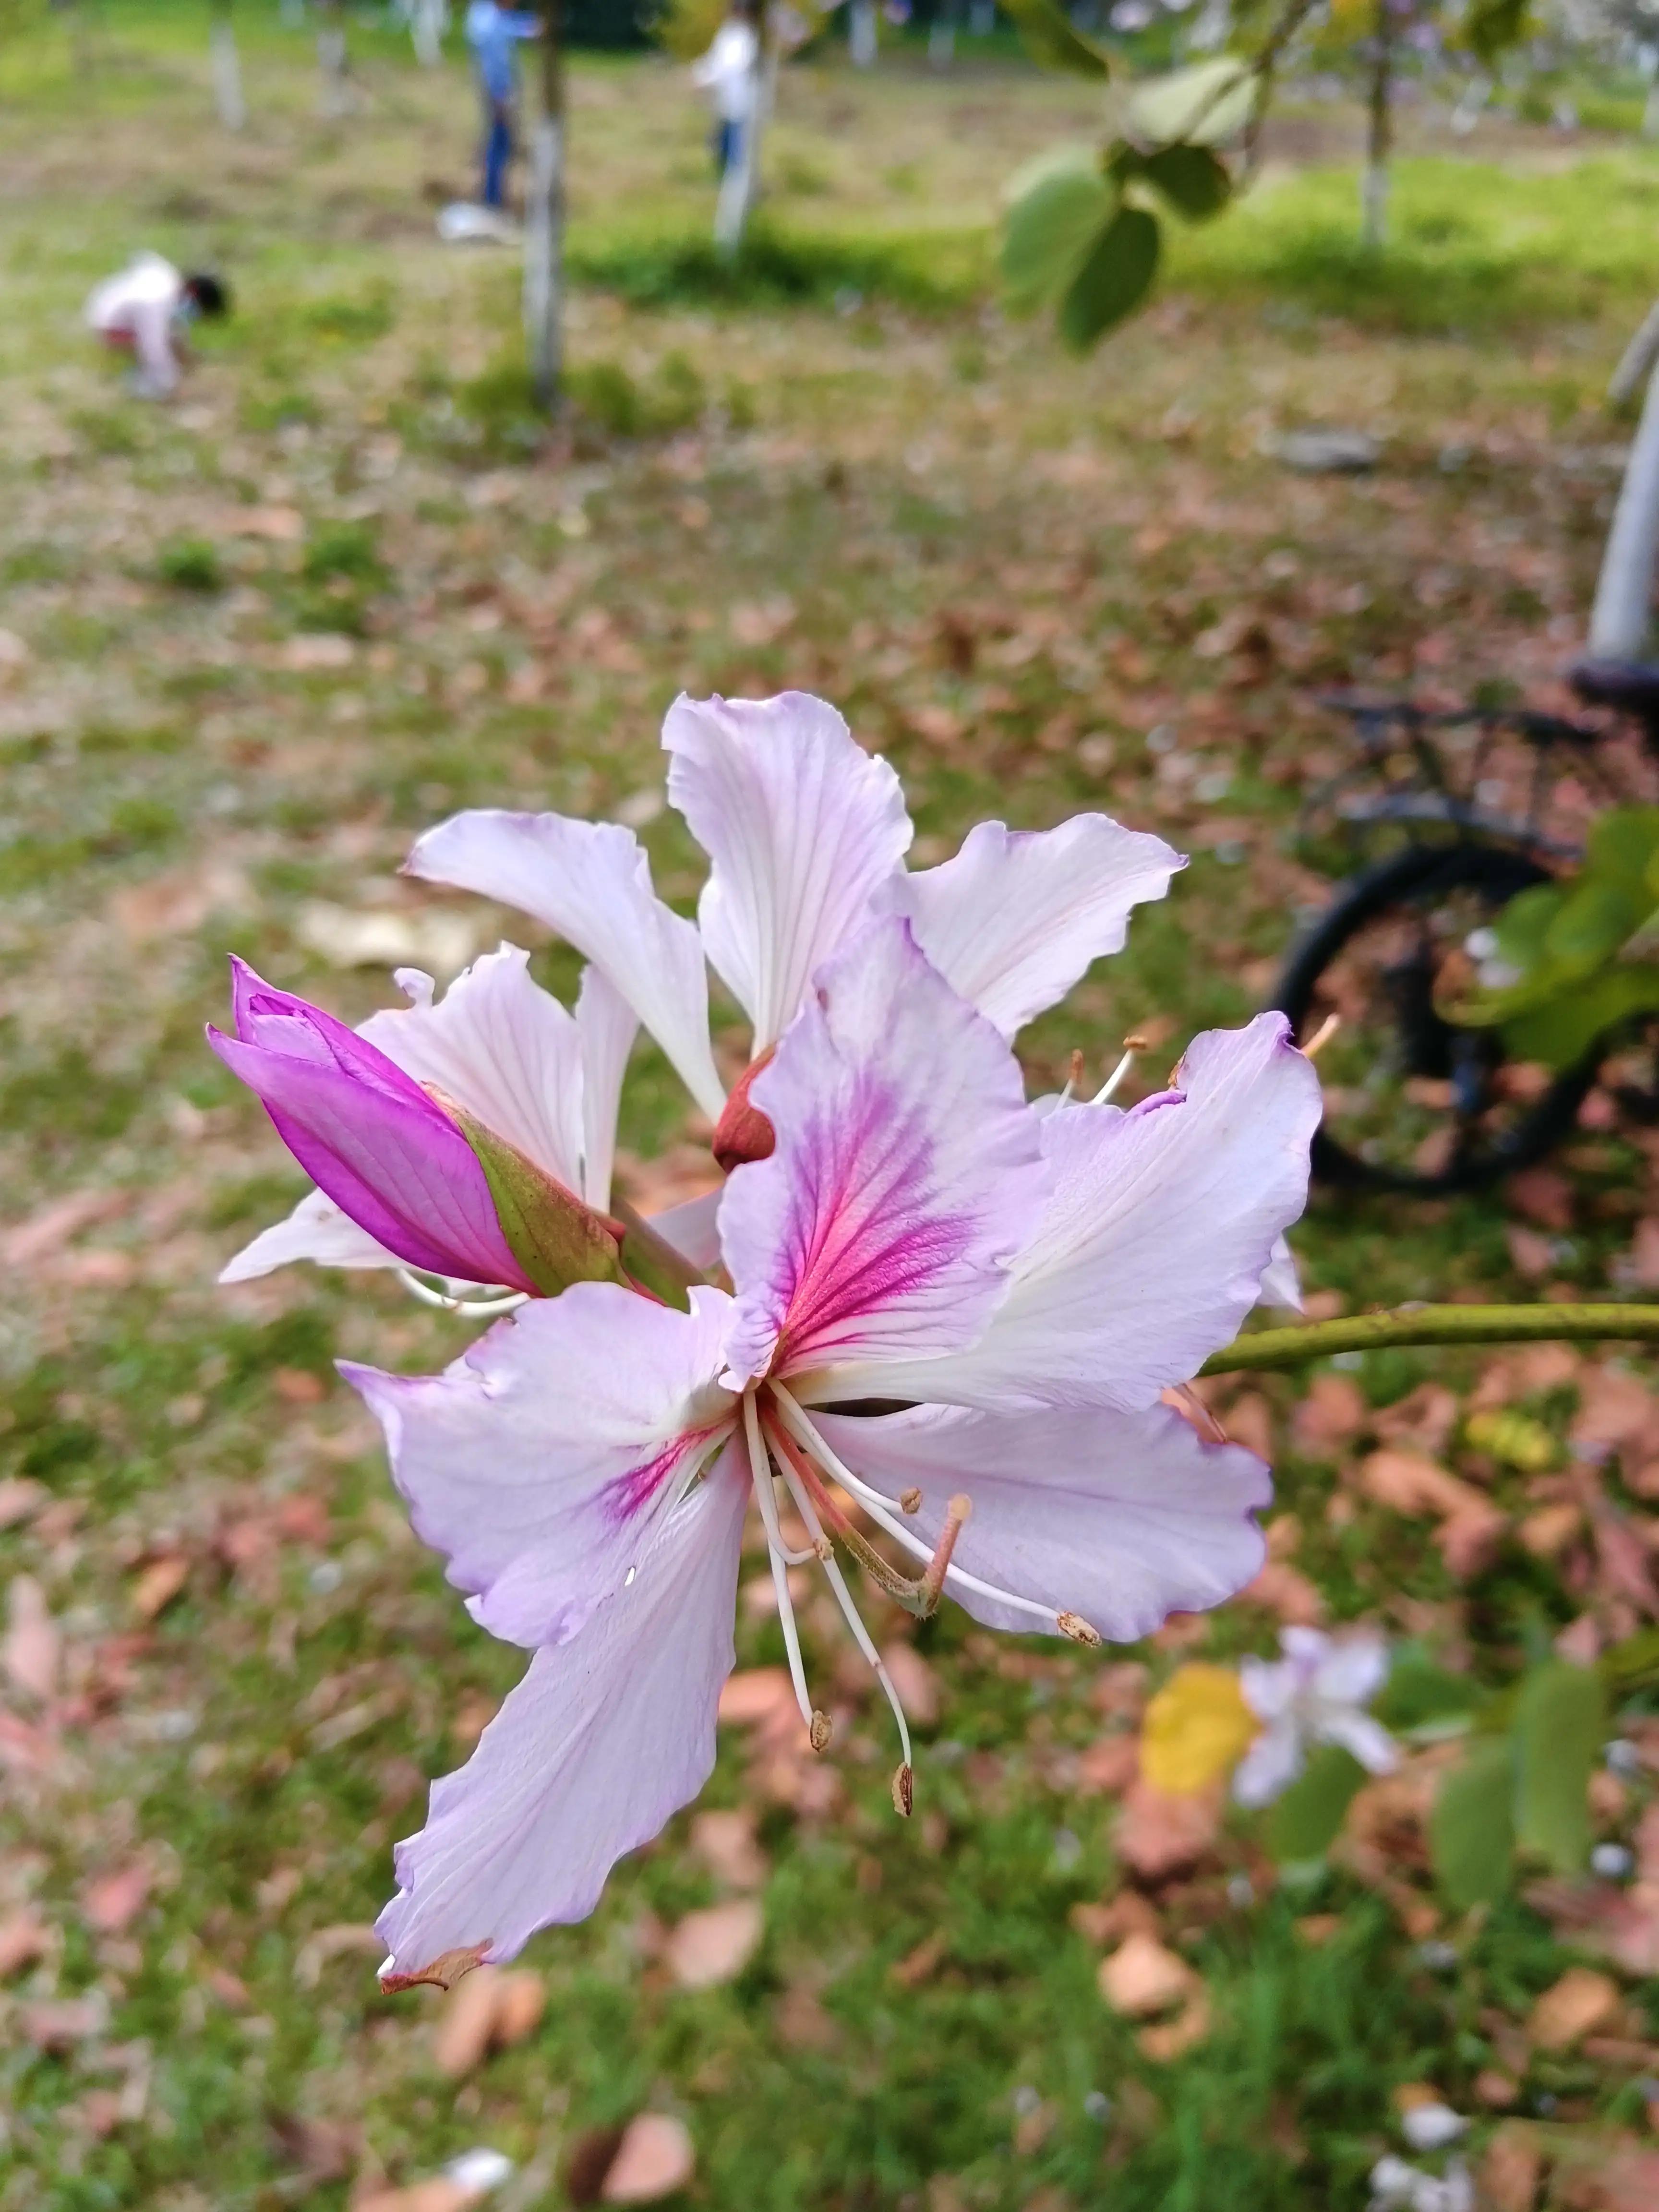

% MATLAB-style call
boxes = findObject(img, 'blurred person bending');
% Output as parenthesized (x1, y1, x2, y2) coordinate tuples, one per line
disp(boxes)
(84, 254, 229, 401)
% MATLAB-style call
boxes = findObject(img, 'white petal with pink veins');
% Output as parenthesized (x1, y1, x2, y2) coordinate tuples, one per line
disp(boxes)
(359, 947, 585, 1193)
(376, 1452, 747, 1973)
(718, 919, 1048, 1388)
(882, 815, 1183, 1038)
(816, 1399, 1269, 1642)
(405, 810, 725, 1121)
(663, 691, 913, 1051)
(343, 1283, 737, 1650)
(813, 1013, 1321, 1413)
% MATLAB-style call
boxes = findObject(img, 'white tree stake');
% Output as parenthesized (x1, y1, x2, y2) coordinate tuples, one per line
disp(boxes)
(1590, 350, 1659, 662)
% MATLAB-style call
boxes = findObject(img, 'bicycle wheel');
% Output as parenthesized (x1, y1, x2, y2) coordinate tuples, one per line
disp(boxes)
(1271, 841, 1598, 1195)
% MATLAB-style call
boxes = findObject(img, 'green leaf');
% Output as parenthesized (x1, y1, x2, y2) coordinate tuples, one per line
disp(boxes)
(1492, 880, 1568, 972)
(1544, 881, 1642, 971)
(1464, 0, 1532, 63)
(1133, 144, 1232, 222)
(1430, 1737, 1515, 1909)
(1265, 1744, 1367, 1862)
(446, 1100, 628, 1298)
(1057, 205, 1160, 354)
(1502, 961, 1659, 1070)
(1514, 1659, 1605, 1875)
(1126, 59, 1255, 148)
(1587, 804, 1659, 898)
(1374, 1656, 1481, 1732)
(1000, 0, 1110, 78)
(1000, 156, 1115, 315)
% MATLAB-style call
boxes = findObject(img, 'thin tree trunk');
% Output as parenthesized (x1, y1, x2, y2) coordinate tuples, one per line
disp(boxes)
(1590, 356, 1659, 661)
(1361, 0, 1393, 251)
(316, 0, 351, 116)
(850, 0, 877, 66)
(928, 0, 957, 70)
(411, 0, 445, 66)
(715, 7, 771, 262)
(211, 2, 247, 129)
(524, 0, 565, 411)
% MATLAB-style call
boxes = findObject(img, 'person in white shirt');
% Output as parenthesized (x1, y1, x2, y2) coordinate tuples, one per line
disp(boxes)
(691, 0, 759, 176)
(84, 254, 230, 401)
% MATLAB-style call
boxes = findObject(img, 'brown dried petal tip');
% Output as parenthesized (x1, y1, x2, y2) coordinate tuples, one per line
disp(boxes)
(379, 1941, 490, 1995)
(1057, 1611, 1102, 1647)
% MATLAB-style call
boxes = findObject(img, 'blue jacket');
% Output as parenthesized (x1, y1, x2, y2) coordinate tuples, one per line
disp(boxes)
(466, 0, 538, 101)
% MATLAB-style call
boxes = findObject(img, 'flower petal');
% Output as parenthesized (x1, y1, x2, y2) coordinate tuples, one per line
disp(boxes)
(1232, 1717, 1304, 1808)
(662, 691, 913, 1051)
(1319, 1709, 1399, 1776)
(575, 965, 638, 1211)
(650, 1186, 724, 1272)
(210, 962, 532, 1292)
(219, 1186, 401, 1284)
(342, 1283, 737, 1649)
(883, 815, 1183, 1037)
(816, 1399, 1268, 1643)
(359, 947, 585, 1194)
(719, 918, 1048, 1386)
(814, 1013, 1320, 1412)
(1312, 1631, 1390, 1709)
(1257, 1232, 1303, 1313)
(375, 1451, 747, 1972)
(404, 809, 725, 1120)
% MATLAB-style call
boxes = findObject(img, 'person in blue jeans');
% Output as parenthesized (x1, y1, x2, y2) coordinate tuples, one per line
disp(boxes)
(465, 0, 540, 210)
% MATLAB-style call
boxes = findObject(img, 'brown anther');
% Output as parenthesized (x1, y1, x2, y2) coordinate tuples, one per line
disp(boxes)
(1056, 1611, 1102, 1647)
(1301, 1011, 1340, 1060)
(891, 1762, 914, 1817)
(1068, 1048, 1085, 1091)
(809, 1709, 833, 1754)
(1122, 1032, 1150, 1052)
(899, 1487, 923, 1515)
(813, 1535, 834, 1563)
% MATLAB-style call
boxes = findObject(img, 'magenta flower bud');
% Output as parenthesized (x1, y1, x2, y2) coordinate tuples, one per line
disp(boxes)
(208, 958, 538, 1294)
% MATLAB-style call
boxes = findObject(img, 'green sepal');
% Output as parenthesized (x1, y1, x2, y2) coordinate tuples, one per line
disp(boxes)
(445, 1098, 628, 1298)
(610, 1196, 703, 1314)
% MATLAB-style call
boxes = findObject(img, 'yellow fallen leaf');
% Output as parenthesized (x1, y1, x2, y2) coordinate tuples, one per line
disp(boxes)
(1139, 1664, 1258, 1794)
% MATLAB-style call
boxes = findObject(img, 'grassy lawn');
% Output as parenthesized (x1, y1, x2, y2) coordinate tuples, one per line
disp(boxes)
(3, 11, 1659, 2209)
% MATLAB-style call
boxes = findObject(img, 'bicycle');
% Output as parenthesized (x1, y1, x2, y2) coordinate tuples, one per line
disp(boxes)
(1268, 667, 1659, 1195)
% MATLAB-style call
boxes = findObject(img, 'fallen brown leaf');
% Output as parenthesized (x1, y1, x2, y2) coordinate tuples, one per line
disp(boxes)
(1480, 2126, 1542, 2212)
(130, 1555, 190, 1622)
(664, 1899, 763, 1990)
(297, 1923, 390, 1988)
(717, 1669, 793, 1726)
(1239, 1559, 1326, 1624)
(0, 1911, 50, 1977)
(1139, 1990, 1211, 2062)
(1529, 1967, 1623, 2052)
(600, 2113, 696, 2204)
(690, 1808, 769, 1890)
(434, 1966, 507, 2077)
(1075, 1732, 1141, 1795)
(1, 1188, 127, 1269)
(1373, 1382, 1460, 1456)
(82, 1863, 150, 1935)
(1114, 1779, 1220, 1882)
(879, 1642, 940, 1727)
(891, 1931, 948, 1988)
(21, 1996, 105, 2051)
(0, 1479, 47, 1531)
(1290, 1373, 1368, 1455)
(1098, 1932, 1197, 2018)
(4, 1575, 58, 1703)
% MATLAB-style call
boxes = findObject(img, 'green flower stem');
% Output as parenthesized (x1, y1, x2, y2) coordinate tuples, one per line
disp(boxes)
(1199, 1302, 1659, 1377)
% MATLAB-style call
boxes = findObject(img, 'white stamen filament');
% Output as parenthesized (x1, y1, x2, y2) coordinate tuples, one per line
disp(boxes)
(395, 1268, 529, 1319)
(769, 1439, 914, 1773)
(769, 1384, 1069, 1635)
(742, 1392, 817, 1737)
(1091, 1048, 1137, 1106)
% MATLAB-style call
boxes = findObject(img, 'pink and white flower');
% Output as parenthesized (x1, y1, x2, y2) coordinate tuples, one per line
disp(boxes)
(1232, 1626, 1400, 1808)
(405, 690, 1185, 1154)
(339, 917, 1321, 1980)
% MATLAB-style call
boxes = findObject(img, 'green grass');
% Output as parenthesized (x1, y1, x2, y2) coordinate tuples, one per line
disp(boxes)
(2, 12, 1659, 2210)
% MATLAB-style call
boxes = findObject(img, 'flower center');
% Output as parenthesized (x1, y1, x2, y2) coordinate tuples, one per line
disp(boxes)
(736, 1380, 1101, 1815)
